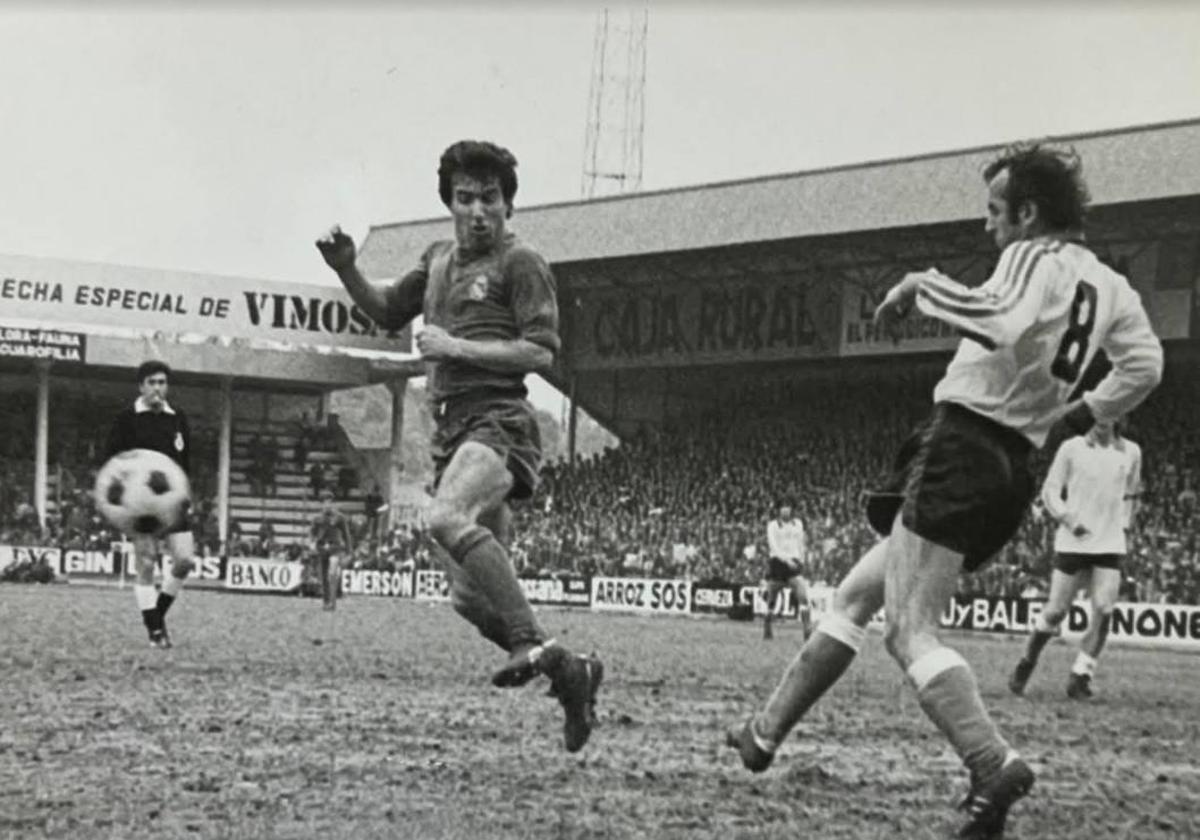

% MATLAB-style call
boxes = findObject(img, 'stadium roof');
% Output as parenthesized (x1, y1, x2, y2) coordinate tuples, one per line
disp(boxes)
(359, 117, 1200, 276)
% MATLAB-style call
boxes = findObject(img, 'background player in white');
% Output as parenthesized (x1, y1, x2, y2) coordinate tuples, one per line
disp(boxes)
(725, 143, 1162, 840)
(1009, 420, 1141, 699)
(763, 503, 812, 640)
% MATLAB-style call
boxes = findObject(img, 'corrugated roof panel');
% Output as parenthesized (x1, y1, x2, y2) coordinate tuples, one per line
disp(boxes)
(359, 119, 1200, 277)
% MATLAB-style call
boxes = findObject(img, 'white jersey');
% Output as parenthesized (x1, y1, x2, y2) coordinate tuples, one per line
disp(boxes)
(767, 518, 806, 562)
(1041, 435, 1141, 554)
(914, 238, 1163, 448)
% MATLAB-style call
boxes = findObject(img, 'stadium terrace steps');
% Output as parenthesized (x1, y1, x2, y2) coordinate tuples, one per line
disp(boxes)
(229, 450, 344, 466)
(227, 481, 363, 500)
(229, 497, 364, 514)
(224, 419, 374, 544)
(19, 417, 379, 547)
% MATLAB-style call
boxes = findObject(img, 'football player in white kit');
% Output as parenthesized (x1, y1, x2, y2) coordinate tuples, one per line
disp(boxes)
(1009, 420, 1141, 699)
(725, 143, 1163, 840)
(763, 503, 812, 641)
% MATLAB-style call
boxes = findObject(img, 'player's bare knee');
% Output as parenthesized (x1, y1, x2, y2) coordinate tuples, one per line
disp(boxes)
(883, 618, 933, 667)
(832, 589, 875, 627)
(477, 503, 513, 546)
(425, 499, 471, 548)
(171, 557, 195, 578)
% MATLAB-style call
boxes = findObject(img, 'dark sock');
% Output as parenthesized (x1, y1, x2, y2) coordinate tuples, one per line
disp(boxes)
(319, 556, 331, 602)
(449, 561, 513, 653)
(142, 609, 161, 633)
(456, 599, 512, 652)
(764, 589, 778, 632)
(450, 526, 545, 651)
(1084, 612, 1112, 659)
(1024, 630, 1053, 664)
(156, 593, 175, 618)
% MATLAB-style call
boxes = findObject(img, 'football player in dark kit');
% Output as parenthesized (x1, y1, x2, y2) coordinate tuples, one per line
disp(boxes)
(310, 490, 353, 611)
(317, 140, 603, 753)
(104, 360, 197, 649)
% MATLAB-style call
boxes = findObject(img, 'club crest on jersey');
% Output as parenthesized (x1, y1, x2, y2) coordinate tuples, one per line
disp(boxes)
(174, 432, 184, 452)
(469, 275, 489, 301)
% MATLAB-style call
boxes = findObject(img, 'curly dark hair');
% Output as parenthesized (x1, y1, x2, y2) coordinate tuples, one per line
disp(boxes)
(136, 360, 171, 383)
(437, 140, 518, 212)
(983, 142, 1090, 232)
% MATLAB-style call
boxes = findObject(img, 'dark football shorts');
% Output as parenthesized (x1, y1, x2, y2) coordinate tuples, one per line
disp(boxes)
(431, 390, 543, 501)
(866, 401, 1036, 573)
(1054, 552, 1122, 575)
(766, 557, 805, 584)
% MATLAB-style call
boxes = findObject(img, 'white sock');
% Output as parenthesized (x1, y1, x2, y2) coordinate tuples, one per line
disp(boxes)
(1072, 652, 1097, 677)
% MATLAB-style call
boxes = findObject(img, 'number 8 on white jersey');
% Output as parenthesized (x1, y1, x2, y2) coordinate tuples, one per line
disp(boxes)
(914, 238, 1163, 448)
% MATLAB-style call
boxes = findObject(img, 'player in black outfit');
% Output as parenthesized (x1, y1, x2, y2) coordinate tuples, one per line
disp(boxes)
(103, 361, 197, 649)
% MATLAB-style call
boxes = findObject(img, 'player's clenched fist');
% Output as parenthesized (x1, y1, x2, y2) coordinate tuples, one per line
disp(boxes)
(416, 323, 461, 361)
(316, 225, 357, 273)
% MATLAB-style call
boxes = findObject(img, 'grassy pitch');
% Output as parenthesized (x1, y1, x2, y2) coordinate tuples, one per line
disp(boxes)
(2, 585, 1197, 839)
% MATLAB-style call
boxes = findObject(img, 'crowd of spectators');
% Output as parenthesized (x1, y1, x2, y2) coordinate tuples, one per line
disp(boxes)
(2, 356, 1198, 605)
(505, 357, 1200, 605)
(509, 362, 939, 586)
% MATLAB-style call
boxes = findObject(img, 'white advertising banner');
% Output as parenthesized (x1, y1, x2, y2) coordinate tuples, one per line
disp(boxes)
(225, 558, 303, 592)
(0, 253, 408, 354)
(1060, 600, 1200, 651)
(341, 569, 414, 598)
(414, 569, 450, 602)
(590, 576, 691, 615)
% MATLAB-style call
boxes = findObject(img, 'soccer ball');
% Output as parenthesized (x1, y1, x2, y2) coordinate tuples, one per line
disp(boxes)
(94, 449, 192, 537)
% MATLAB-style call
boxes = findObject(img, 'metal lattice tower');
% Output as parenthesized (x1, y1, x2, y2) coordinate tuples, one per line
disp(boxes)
(581, 8, 648, 199)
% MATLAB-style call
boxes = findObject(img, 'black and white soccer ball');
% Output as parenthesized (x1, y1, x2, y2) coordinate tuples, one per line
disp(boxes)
(93, 449, 191, 537)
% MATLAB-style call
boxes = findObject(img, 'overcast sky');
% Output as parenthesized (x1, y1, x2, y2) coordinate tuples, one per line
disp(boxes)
(0, 2, 1197, 291)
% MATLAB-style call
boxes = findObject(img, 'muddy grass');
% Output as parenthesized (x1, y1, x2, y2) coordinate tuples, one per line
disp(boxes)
(1, 585, 1197, 839)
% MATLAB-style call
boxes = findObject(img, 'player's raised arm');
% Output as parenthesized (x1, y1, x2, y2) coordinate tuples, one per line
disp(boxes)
(316, 225, 429, 330)
(1081, 284, 1164, 426)
(913, 241, 1052, 350)
(417, 326, 554, 373)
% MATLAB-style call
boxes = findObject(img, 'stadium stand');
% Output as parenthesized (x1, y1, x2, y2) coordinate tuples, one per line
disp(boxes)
(510, 354, 1200, 605)
(2, 353, 1196, 603)
(0, 398, 370, 557)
